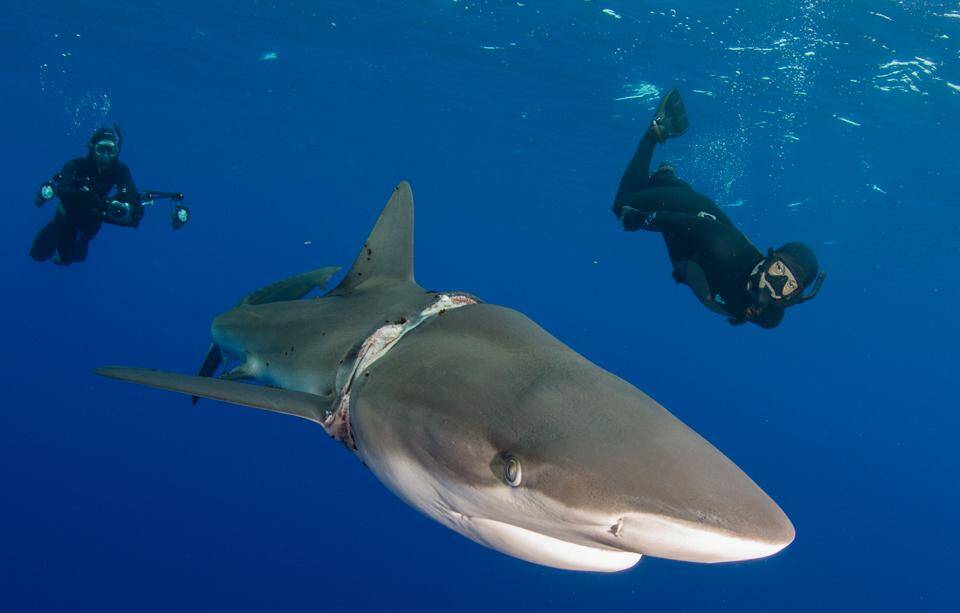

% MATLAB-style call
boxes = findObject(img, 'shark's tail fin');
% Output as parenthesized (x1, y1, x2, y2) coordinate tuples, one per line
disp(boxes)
(98, 367, 330, 423)
(192, 266, 341, 404)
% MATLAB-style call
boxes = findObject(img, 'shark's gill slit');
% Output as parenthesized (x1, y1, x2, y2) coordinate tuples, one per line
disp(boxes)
(325, 293, 478, 449)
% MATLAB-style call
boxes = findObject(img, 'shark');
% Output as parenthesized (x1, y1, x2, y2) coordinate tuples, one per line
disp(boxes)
(96, 182, 795, 572)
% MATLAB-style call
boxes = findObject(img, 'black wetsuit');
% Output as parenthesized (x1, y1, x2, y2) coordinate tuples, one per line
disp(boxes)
(613, 129, 783, 328)
(30, 155, 141, 265)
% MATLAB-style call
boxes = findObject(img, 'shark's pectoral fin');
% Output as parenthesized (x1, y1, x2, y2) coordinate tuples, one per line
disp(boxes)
(96, 366, 328, 423)
(243, 265, 341, 305)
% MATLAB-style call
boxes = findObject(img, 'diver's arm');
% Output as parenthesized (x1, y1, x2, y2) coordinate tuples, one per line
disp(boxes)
(735, 304, 784, 329)
(114, 163, 140, 205)
(113, 163, 145, 227)
(615, 186, 658, 224)
(620, 207, 718, 236)
(55, 160, 99, 210)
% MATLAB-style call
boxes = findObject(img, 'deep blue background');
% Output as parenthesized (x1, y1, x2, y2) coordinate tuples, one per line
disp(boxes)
(1, 1, 957, 611)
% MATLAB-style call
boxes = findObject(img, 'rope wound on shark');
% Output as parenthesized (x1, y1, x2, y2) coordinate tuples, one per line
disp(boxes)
(95, 181, 794, 572)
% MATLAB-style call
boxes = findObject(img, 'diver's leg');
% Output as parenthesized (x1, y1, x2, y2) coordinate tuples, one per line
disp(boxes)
(613, 128, 659, 217)
(56, 218, 86, 265)
(56, 232, 76, 265)
(664, 234, 695, 265)
(28, 215, 63, 262)
(73, 235, 90, 263)
(73, 220, 101, 263)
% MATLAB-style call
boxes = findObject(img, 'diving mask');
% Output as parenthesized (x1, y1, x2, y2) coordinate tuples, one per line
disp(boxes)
(759, 259, 799, 300)
(94, 141, 118, 157)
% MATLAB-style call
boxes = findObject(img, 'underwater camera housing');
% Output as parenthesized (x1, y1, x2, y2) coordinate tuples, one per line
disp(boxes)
(33, 176, 192, 230)
(105, 199, 135, 225)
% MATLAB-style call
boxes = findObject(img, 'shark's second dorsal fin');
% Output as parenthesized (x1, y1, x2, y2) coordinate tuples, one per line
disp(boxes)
(243, 266, 341, 306)
(190, 265, 342, 404)
(333, 181, 415, 293)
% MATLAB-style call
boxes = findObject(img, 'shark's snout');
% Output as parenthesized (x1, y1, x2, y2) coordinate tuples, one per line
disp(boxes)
(611, 497, 795, 563)
(550, 406, 796, 564)
(584, 421, 797, 564)
(499, 366, 796, 565)
(489, 439, 795, 566)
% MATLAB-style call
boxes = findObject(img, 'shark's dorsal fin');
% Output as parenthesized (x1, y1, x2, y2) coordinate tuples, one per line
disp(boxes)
(333, 181, 414, 293)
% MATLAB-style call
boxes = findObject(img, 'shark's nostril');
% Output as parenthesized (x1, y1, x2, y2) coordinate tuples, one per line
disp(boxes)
(610, 518, 625, 537)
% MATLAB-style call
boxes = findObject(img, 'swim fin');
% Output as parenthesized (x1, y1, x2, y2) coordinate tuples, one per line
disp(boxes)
(652, 88, 689, 143)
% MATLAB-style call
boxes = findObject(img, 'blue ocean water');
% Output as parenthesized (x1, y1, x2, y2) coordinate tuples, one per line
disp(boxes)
(1, 1, 957, 610)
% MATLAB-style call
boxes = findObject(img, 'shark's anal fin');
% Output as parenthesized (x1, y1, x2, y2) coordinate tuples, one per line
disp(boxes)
(332, 181, 415, 293)
(96, 367, 328, 423)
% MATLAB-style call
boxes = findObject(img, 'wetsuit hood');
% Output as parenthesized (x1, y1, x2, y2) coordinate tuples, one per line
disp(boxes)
(773, 242, 819, 291)
(648, 161, 690, 189)
(652, 161, 675, 179)
(748, 243, 825, 311)
(87, 125, 122, 161)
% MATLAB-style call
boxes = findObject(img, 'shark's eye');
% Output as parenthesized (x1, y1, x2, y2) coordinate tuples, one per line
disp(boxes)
(503, 455, 522, 487)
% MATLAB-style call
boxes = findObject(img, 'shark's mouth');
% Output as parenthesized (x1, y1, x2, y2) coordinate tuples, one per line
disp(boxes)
(462, 517, 643, 572)
(324, 293, 478, 449)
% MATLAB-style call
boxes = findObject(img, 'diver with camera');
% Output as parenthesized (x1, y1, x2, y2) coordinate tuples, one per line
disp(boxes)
(30, 125, 191, 266)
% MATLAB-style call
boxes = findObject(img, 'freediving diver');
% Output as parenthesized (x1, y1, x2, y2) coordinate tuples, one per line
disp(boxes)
(29, 125, 144, 266)
(612, 89, 825, 328)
